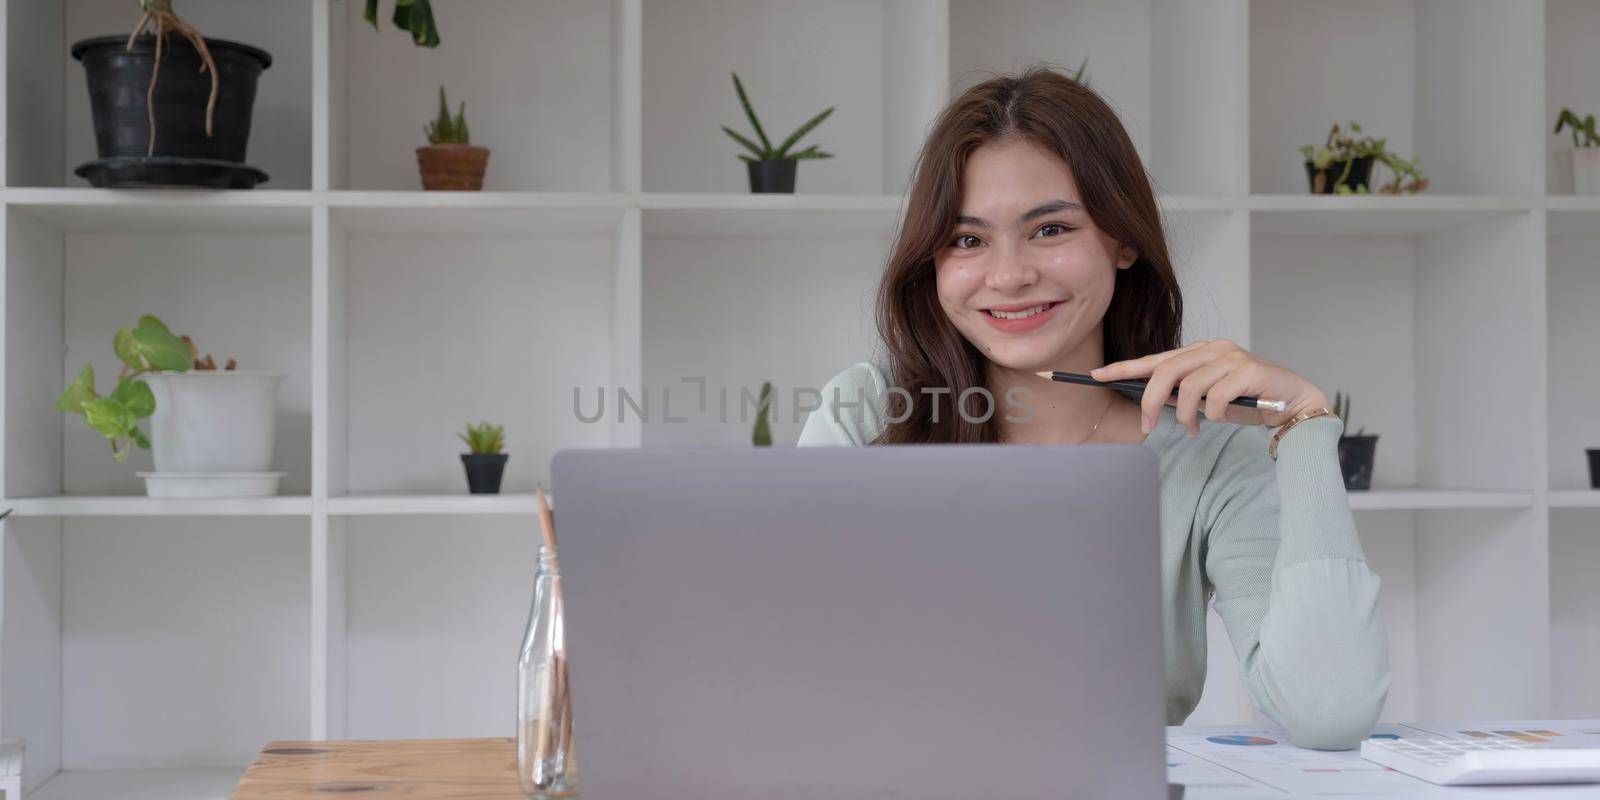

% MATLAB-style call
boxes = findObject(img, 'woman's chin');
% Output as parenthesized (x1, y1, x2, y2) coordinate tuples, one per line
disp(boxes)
(978, 345, 1064, 374)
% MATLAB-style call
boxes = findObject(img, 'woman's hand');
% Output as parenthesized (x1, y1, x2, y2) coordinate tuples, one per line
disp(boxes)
(1091, 339, 1330, 435)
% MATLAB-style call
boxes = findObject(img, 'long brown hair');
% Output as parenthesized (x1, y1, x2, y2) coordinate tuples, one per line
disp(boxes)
(874, 66, 1182, 444)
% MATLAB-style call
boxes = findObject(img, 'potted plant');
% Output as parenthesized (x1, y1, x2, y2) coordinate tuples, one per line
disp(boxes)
(752, 381, 773, 446)
(1555, 109, 1600, 195)
(73, 1, 272, 188)
(459, 421, 508, 494)
(1300, 122, 1428, 195)
(1332, 391, 1377, 492)
(418, 87, 490, 191)
(723, 72, 834, 193)
(56, 315, 284, 497)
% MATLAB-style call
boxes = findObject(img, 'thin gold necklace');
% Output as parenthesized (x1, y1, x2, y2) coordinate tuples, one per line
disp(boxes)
(1077, 391, 1118, 444)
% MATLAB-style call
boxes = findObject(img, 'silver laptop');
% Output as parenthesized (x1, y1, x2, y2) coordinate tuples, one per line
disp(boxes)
(553, 445, 1167, 799)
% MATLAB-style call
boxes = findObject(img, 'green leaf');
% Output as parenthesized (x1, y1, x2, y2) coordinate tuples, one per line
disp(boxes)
(752, 382, 773, 446)
(57, 363, 98, 414)
(131, 316, 192, 372)
(774, 106, 833, 158)
(132, 426, 151, 450)
(82, 397, 137, 459)
(790, 149, 833, 160)
(112, 377, 156, 419)
(722, 126, 767, 158)
(396, 0, 441, 48)
(364, 0, 380, 28)
(731, 73, 772, 152)
(114, 327, 140, 369)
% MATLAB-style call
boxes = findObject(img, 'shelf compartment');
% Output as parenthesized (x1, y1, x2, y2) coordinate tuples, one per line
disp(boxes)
(951, 0, 1249, 195)
(6, 0, 313, 189)
(1249, 0, 1541, 195)
(1552, 509, 1600, 717)
(326, 212, 620, 495)
(1545, 0, 1600, 195)
(329, 0, 618, 192)
(641, 219, 887, 447)
(343, 516, 533, 739)
(1548, 231, 1600, 491)
(1, 516, 310, 785)
(642, 0, 942, 195)
(2, 206, 315, 499)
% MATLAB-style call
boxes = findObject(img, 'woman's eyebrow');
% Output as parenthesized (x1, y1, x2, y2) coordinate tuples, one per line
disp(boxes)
(1019, 199, 1082, 222)
(955, 199, 1083, 229)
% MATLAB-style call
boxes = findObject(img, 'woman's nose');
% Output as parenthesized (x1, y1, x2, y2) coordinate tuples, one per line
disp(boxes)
(985, 248, 1039, 294)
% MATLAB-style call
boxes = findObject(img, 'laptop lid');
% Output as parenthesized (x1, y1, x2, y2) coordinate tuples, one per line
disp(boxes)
(553, 444, 1167, 798)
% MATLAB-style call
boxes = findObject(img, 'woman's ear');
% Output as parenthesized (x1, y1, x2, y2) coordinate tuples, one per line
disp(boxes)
(1116, 244, 1138, 269)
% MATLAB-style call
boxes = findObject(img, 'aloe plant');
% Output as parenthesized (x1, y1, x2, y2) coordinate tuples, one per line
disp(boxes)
(364, 0, 441, 47)
(1332, 391, 1366, 436)
(458, 421, 506, 455)
(1556, 108, 1600, 149)
(752, 382, 773, 447)
(56, 315, 194, 461)
(424, 86, 470, 145)
(723, 73, 834, 164)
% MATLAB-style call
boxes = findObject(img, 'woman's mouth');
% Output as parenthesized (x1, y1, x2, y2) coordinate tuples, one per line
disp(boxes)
(981, 301, 1061, 332)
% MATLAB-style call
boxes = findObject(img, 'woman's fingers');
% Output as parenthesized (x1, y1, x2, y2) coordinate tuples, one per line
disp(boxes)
(1091, 340, 1203, 381)
(1175, 360, 1234, 436)
(1204, 365, 1265, 428)
(1138, 347, 1215, 433)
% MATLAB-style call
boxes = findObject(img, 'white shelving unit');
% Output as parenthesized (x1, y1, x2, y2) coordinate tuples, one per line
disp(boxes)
(1, 0, 1596, 796)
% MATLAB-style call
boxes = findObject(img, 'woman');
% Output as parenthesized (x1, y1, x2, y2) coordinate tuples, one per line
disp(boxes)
(798, 67, 1388, 750)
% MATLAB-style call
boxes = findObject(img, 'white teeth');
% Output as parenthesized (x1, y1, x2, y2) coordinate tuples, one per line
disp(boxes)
(988, 303, 1052, 320)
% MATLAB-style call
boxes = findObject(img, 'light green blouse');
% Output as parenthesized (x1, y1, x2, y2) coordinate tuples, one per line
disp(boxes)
(797, 361, 1390, 750)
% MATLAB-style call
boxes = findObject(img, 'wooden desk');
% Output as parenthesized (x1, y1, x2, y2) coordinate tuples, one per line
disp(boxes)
(230, 738, 525, 799)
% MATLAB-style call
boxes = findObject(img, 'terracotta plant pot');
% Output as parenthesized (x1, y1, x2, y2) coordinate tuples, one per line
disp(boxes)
(417, 144, 490, 191)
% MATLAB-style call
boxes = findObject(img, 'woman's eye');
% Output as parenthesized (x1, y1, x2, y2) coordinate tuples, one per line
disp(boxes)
(1033, 223, 1073, 239)
(950, 233, 984, 249)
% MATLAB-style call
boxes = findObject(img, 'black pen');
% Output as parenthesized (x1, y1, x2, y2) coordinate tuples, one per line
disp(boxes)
(1033, 370, 1289, 413)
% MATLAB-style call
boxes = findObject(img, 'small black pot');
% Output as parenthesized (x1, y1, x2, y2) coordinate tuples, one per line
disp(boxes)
(1337, 435, 1379, 491)
(461, 453, 509, 494)
(1306, 156, 1375, 194)
(1588, 448, 1600, 489)
(747, 158, 798, 193)
(72, 34, 271, 188)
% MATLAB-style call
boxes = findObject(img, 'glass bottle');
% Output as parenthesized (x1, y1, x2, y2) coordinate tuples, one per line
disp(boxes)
(518, 545, 577, 797)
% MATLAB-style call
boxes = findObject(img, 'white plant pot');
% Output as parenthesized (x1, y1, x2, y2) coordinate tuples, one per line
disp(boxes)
(1573, 149, 1600, 196)
(141, 371, 284, 474)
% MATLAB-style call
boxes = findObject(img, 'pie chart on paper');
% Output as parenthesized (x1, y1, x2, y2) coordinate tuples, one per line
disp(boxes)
(1205, 735, 1278, 746)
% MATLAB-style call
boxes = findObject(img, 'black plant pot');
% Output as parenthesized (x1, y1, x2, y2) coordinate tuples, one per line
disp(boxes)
(747, 158, 798, 193)
(72, 34, 271, 188)
(1306, 156, 1375, 194)
(462, 453, 509, 495)
(1588, 448, 1600, 489)
(1337, 435, 1379, 491)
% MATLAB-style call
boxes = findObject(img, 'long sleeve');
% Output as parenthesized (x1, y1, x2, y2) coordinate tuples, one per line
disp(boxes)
(1199, 415, 1390, 750)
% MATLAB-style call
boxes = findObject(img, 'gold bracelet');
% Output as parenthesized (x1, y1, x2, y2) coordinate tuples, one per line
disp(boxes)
(1269, 406, 1333, 461)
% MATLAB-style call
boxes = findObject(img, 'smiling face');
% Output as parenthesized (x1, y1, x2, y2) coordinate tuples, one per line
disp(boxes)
(934, 137, 1137, 373)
